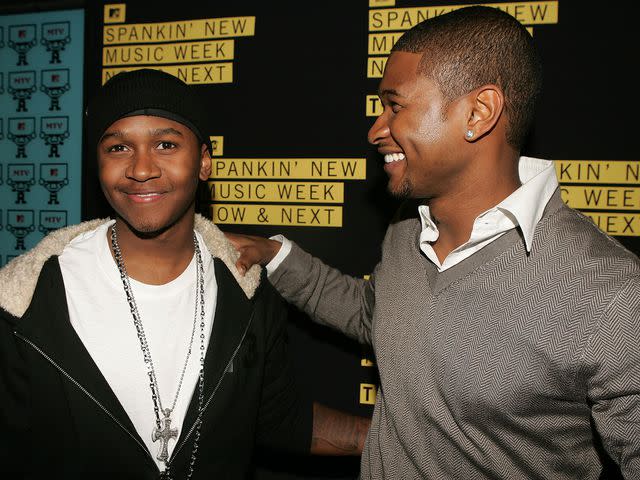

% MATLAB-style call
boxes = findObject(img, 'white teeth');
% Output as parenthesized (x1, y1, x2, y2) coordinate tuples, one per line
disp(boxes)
(384, 153, 406, 163)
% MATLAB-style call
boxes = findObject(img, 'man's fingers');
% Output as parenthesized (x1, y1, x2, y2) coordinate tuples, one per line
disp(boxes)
(235, 258, 247, 276)
(224, 231, 279, 269)
(225, 232, 245, 249)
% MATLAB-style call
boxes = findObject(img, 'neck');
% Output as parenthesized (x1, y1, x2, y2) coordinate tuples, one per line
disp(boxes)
(110, 216, 196, 285)
(429, 150, 521, 263)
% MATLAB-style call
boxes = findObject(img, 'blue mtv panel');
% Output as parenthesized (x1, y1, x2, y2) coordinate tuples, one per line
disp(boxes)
(0, 9, 83, 257)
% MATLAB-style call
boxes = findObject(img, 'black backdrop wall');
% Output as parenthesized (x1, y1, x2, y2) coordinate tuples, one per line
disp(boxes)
(3, 0, 639, 478)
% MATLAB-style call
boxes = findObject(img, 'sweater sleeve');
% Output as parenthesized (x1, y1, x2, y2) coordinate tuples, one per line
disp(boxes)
(585, 275, 640, 477)
(269, 241, 377, 346)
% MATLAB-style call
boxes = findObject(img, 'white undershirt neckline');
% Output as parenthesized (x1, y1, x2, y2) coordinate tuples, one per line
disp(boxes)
(58, 221, 216, 469)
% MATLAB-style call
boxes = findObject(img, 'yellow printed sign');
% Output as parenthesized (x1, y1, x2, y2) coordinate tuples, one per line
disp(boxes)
(585, 213, 640, 237)
(368, 32, 403, 55)
(208, 181, 344, 203)
(212, 204, 343, 227)
(366, 95, 383, 116)
(369, 1, 558, 31)
(360, 383, 378, 405)
(104, 4, 126, 24)
(370, 0, 396, 7)
(560, 186, 640, 210)
(211, 158, 366, 180)
(102, 63, 233, 85)
(209, 136, 224, 156)
(368, 57, 387, 78)
(555, 160, 640, 185)
(103, 16, 256, 44)
(103, 40, 234, 66)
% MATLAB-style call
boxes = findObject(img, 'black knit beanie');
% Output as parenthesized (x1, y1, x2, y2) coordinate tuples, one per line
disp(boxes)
(85, 69, 211, 153)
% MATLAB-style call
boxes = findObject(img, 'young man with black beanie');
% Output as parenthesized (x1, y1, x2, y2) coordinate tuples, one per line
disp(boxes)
(0, 69, 369, 479)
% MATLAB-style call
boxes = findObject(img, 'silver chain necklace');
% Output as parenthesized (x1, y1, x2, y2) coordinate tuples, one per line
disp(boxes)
(111, 225, 206, 480)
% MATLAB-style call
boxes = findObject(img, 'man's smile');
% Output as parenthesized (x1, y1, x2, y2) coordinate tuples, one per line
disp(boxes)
(124, 190, 167, 203)
(383, 152, 406, 164)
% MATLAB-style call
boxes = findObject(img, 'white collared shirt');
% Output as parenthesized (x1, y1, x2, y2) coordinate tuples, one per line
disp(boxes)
(418, 156, 558, 271)
(268, 157, 558, 275)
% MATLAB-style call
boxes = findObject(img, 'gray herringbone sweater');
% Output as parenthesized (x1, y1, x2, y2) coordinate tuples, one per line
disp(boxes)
(271, 191, 640, 479)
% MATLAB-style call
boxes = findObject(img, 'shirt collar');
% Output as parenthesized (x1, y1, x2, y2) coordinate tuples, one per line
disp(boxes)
(497, 156, 558, 251)
(418, 156, 558, 252)
(418, 205, 439, 243)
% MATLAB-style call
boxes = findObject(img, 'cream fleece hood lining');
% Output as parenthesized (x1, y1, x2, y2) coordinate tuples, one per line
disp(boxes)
(0, 215, 261, 319)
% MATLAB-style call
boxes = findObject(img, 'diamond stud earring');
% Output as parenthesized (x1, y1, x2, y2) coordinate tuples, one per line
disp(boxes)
(465, 130, 474, 139)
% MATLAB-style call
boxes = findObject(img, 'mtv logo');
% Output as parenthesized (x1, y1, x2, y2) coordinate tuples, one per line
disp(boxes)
(8, 164, 35, 182)
(42, 21, 70, 42)
(41, 116, 69, 136)
(41, 69, 69, 88)
(40, 163, 68, 182)
(7, 210, 34, 227)
(8, 164, 35, 203)
(8, 117, 36, 136)
(9, 24, 36, 44)
(104, 4, 126, 24)
(40, 163, 69, 204)
(8, 25, 37, 66)
(209, 136, 224, 156)
(7, 210, 35, 249)
(39, 210, 68, 233)
(8, 71, 36, 90)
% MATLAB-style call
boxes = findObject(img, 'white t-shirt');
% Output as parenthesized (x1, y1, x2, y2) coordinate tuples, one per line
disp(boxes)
(58, 221, 216, 469)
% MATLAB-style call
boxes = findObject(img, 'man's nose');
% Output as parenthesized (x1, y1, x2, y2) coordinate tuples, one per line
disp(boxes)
(367, 112, 390, 146)
(126, 150, 161, 181)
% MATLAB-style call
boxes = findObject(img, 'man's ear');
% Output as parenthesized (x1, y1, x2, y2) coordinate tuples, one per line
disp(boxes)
(199, 144, 212, 181)
(463, 85, 504, 142)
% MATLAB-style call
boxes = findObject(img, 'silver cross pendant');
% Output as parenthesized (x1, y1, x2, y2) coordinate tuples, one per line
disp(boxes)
(152, 408, 179, 463)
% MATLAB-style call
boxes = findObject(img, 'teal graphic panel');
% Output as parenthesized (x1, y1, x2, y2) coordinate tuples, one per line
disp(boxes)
(0, 9, 84, 265)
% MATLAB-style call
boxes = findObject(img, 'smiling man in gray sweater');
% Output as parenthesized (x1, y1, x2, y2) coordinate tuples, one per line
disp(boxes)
(228, 6, 640, 479)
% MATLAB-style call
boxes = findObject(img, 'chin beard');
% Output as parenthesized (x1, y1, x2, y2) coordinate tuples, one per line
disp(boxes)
(388, 178, 413, 199)
(116, 216, 175, 239)
(114, 201, 196, 239)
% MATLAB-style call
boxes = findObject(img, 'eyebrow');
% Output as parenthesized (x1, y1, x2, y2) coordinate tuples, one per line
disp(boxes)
(100, 127, 184, 142)
(151, 127, 183, 137)
(378, 88, 404, 98)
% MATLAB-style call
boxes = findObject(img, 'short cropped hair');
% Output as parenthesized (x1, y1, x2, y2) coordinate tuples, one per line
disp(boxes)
(392, 6, 542, 149)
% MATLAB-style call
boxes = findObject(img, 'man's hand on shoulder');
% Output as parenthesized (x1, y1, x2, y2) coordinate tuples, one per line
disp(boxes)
(225, 232, 282, 276)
